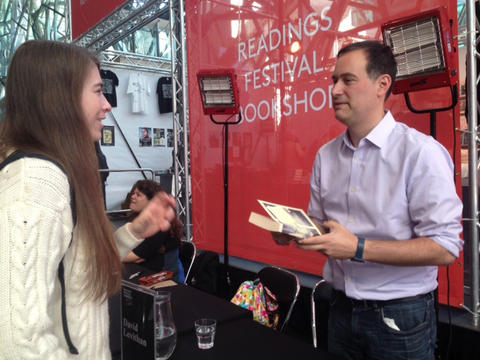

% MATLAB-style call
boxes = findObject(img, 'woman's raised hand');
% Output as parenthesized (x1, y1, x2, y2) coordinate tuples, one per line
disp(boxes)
(129, 192, 177, 239)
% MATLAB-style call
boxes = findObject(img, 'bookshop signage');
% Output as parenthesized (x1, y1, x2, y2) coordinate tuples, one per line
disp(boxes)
(185, 0, 462, 307)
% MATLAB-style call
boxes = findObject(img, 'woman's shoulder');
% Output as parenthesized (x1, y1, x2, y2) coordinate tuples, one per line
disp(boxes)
(1, 156, 70, 210)
(8, 156, 68, 184)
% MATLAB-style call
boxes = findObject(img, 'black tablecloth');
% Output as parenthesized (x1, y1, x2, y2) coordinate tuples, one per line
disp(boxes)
(122, 262, 154, 281)
(117, 263, 336, 360)
(164, 284, 251, 334)
(121, 263, 251, 334)
(170, 318, 337, 360)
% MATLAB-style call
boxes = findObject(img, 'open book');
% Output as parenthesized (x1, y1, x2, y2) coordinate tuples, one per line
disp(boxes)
(248, 199, 322, 239)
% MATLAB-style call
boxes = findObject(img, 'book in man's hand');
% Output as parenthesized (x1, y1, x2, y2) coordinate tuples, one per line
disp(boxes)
(248, 199, 322, 239)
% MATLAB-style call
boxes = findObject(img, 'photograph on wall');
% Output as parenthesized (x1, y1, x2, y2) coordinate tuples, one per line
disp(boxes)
(153, 128, 166, 147)
(139, 127, 152, 147)
(101, 125, 115, 146)
(167, 129, 174, 148)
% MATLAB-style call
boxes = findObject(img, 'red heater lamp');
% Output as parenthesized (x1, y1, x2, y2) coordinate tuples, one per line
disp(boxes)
(196, 69, 242, 294)
(197, 69, 240, 115)
(382, 7, 456, 94)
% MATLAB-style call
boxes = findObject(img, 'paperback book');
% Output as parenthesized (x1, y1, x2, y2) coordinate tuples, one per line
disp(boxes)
(248, 199, 322, 239)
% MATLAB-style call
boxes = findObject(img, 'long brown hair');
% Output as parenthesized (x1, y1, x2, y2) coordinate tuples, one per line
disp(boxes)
(0, 40, 121, 301)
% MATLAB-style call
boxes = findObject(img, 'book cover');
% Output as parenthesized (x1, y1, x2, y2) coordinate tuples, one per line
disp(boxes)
(138, 271, 174, 288)
(249, 199, 322, 238)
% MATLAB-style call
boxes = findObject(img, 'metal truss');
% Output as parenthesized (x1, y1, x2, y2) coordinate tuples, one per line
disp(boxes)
(99, 49, 171, 74)
(169, 0, 192, 241)
(465, 0, 480, 327)
(74, 0, 169, 53)
(76, 0, 192, 240)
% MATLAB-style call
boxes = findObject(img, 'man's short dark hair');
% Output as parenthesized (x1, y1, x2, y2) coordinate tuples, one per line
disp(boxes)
(337, 41, 397, 100)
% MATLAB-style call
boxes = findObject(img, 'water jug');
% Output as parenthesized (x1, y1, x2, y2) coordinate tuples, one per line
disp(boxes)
(154, 291, 177, 359)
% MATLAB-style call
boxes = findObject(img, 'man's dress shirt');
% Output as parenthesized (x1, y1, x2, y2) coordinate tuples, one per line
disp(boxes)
(308, 111, 463, 300)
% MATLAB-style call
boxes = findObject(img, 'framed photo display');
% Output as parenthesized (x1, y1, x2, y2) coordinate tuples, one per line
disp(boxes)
(153, 128, 166, 147)
(101, 125, 115, 146)
(139, 127, 152, 147)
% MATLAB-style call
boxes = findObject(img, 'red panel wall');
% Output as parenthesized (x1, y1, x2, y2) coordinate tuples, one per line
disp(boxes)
(71, 0, 127, 40)
(185, 0, 463, 307)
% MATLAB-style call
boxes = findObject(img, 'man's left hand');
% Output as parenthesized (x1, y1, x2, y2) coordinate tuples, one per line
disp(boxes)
(295, 220, 358, 260)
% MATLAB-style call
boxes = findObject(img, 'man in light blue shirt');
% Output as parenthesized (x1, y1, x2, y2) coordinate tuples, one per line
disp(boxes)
(276, 41, 463, 359)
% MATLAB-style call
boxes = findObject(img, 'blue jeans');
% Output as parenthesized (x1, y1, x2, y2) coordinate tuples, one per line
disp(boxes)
(328, 290, 436, 360)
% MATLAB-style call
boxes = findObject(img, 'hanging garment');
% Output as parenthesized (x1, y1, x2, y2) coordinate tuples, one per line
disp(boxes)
(127, 72, 151, 114)
(157, 77, 173, 113)
(100, 69, 119, 107)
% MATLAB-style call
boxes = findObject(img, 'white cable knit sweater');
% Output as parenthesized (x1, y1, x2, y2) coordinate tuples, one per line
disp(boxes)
(0, 157, 143, 359)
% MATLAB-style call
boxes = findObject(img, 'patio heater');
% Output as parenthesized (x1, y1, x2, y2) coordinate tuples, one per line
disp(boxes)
(197, 69, 241, 294)
(382, 6, 458, 138)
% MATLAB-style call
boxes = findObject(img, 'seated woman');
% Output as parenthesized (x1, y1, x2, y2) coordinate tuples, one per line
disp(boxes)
(124, 180, 184, 281)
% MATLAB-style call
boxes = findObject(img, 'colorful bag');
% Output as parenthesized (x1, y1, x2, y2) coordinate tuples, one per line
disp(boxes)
(231, 279, 279, 329)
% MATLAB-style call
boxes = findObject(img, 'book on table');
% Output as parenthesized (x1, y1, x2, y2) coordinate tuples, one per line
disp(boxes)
(138, 270, 175, 289)
(248, 199, 322, 239)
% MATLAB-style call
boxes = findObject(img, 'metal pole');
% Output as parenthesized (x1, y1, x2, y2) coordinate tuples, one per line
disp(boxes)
(67, 0, 72, 42)
(169, 0, 180, 209)
(108, 112, 147, 179)
(170, 0, 192, 241)
(224, 124, 231, 287)
(466, 0, 479, 326)
(179, 0, 192, 243)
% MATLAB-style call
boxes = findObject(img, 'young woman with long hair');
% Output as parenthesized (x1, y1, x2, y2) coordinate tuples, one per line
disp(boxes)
(0, 40, 176, 359)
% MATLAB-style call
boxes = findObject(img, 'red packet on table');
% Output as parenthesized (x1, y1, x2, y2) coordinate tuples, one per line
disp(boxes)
(138, 271, 174, 287)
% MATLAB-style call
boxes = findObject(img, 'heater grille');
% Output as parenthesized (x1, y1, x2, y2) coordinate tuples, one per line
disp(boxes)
(197, 70, 240, 115)
(200, 77, 236, 107)
(385, 16, 446, 80)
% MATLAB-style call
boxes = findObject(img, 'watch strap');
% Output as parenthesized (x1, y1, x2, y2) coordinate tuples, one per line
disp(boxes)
(352, 236, 365, 263)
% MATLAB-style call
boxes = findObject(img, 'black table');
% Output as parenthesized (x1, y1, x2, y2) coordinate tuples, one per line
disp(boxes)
(117, 265, 336, 360)
(121, 263, 251, 333)
(164, 284, 251, 334)
(171, 318, 337, 360)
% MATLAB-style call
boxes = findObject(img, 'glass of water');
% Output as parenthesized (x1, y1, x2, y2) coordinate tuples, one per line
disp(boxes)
(154, 292, 177, 359)
(194, 318, 217, 349)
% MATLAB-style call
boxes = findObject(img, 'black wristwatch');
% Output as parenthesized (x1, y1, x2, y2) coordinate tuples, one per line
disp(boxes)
(351, 236, 365, 263)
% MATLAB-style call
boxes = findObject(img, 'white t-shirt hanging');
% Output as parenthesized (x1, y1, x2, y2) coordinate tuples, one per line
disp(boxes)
(127, 72, 151, 114)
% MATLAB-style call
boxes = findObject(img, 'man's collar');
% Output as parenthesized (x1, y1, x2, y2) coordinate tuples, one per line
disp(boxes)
(365, 111, 395, 148)
(342, 111, 396, 150)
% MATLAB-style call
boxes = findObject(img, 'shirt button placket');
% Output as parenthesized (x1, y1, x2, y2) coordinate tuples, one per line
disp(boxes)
(349, 150, 362, 228)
